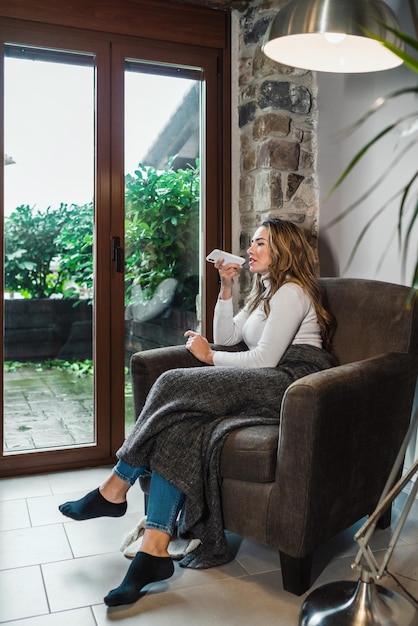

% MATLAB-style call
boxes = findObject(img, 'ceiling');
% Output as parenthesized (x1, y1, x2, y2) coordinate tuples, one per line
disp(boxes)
(168, 0, 252, 11)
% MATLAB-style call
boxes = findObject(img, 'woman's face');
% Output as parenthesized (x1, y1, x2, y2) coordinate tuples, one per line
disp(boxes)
(247, 226, 272, 276)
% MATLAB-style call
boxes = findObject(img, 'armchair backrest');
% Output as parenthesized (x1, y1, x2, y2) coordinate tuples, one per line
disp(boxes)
(319, 278, 418, 365)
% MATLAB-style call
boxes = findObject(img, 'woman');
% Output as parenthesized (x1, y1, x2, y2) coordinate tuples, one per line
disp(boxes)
(59, 218, 336, 607)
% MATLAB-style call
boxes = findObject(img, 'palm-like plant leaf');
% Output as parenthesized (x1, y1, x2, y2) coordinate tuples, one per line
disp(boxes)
(403, 196, 418, 276)
(378, 24, 418, 70)
(326, 114, 418, 199)
(339, 85, 418, 135)
(324, 138, 416, 228)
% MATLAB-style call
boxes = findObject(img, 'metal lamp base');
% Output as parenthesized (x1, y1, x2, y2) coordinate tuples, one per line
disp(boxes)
(299, 574, 417, 626)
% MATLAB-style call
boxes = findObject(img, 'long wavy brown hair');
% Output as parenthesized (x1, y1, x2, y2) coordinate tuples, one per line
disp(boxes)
(246, 219, 334, 350)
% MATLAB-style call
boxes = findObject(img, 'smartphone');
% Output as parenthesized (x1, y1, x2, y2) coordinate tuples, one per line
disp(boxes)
(206, 249, 246, 266)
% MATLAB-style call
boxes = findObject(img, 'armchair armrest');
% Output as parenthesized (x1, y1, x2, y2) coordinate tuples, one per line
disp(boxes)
(270, 352, 417, 556)
(130, 343, 247, 418)
(130, 346, 202, 417)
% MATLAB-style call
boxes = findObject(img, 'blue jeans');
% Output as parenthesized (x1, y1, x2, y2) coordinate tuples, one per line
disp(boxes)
(113, 459, 185, 536)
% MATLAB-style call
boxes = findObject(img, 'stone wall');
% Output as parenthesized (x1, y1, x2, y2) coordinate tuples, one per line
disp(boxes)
(236, 0, 319, 298)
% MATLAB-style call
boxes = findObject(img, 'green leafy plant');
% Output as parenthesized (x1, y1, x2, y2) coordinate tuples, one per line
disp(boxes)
(124, 159, 200, 310)
(54, 202, 94, 298)
(5, 160, 200, 310)
(326, 27, 418, 299)
(4, 203, 72, 298)
(4, 202, 93, 300)
(4, 359, 94, 377)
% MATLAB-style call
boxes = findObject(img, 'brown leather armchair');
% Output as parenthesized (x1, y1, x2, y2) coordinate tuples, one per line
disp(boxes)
(130, 278, 418, 595)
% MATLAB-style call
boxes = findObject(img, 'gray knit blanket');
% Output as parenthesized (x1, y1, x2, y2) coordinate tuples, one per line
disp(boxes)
(118, 344, 337, 569)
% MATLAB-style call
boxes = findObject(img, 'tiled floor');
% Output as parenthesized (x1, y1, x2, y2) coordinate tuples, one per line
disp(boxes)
(1, 467, 418, 626)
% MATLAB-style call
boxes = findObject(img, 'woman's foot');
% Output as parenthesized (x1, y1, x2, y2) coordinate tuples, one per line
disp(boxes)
(59, 488, 127, 520)
(104, 552, 174, 607)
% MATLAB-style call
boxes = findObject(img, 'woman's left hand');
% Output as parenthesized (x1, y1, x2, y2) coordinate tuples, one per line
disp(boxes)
(184, 330, 214, 365)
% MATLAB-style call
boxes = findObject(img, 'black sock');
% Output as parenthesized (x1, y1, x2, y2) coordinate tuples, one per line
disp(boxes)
(58, 488, 127, 520)
(104, 552, 174, 607)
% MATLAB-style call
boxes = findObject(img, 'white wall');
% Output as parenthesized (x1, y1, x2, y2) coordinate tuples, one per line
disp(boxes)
(317, 0, 418, 287)
(316, 0, 418, 480)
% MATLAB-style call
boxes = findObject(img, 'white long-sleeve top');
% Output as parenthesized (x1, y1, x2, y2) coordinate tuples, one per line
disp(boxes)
(212, 282, 322, 368)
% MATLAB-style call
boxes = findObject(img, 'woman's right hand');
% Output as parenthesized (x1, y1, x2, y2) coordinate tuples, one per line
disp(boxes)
(214, 258, 242, 298)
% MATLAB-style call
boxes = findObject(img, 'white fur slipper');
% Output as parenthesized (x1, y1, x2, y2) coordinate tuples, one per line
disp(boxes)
(120, 515, 146, 554)
(121, 516, 201, 560)
(166, 536, 201, 560)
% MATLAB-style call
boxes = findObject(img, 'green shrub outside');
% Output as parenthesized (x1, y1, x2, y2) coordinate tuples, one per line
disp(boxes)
(4, 202, 87, 299)
(124, 159, 199, 310)
(4, 159, 200, 310)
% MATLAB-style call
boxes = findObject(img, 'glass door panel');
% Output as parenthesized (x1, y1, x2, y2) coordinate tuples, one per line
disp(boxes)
(0, 23, 226, 476)
(3, 45, 95, 453)
(123, 62, 203, 435)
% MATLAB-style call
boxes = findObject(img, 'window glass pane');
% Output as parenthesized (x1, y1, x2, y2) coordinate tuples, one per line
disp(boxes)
(3, 46, 95, 453)
(124, 62, 202, 435)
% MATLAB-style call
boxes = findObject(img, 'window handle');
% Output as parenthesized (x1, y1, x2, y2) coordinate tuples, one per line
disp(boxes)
(111, 236, 123, 273)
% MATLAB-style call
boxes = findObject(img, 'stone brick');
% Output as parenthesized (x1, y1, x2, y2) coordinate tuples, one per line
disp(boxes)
(291, 196, 309, 212)
(243, 11, 270, 46)
(238, 101, 257, 127)
(253, 46, 306, 78)
(283, 211, 306, 224)
(240, 229, 252, 250)
(239, 266, 253, 295)
(240, 174, 255, 198)
(266, 210, 304, 225)
(240, 214, 259, 229)
(270, 141, 300, 171)
(288, 125, 303, 143)
(239, 57, 252, 72)
(240, 131, 252, 150)
(299, 148, 315, 170)
(176, 0, 251, 8)
(301, 129, 317, 152)
(296, 175, 319, 207)
(252, 170, 283, 209)
(253, 113, 290, 140)
(254, 170, 274, 212)
(239, 197, 254, 213)
(240, 83, 258, 102)
(270, 171, 283, 207)
(239, 71, 252, 87)
(258, 0, 288, 12)
(259, 81, 312, 114)
(242, 148, 258, 173)
(286, 173, 304, 200)
(252, 45, 278, 79)
(257, 141, 273, 168)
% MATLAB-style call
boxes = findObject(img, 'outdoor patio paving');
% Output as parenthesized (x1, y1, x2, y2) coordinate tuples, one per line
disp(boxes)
(3, 365, 133, 453)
